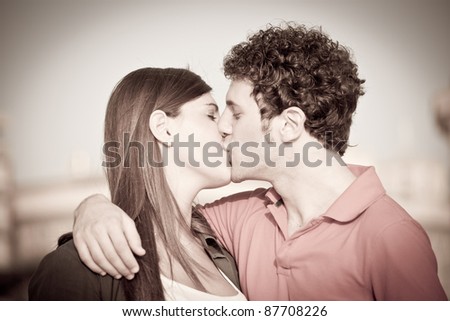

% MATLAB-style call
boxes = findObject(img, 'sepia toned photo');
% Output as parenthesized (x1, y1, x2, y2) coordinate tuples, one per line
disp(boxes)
(0, 0, 449, 311)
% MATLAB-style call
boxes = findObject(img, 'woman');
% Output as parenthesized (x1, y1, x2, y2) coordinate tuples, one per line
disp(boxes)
(28, 67, 246, 301)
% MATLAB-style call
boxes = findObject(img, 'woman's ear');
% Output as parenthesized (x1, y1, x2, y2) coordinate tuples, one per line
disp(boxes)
(279, 107, 306, 143)
(149, 110, 172, 145)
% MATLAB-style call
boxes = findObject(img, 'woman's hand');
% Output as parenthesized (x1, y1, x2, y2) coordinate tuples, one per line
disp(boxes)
(73, 194, 145, 280)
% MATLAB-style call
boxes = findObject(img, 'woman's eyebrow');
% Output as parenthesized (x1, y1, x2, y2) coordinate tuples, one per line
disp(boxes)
(206, 103, 219, 113)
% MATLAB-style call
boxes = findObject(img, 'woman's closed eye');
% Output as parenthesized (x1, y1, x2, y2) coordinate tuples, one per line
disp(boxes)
(208, 114, 218, 121)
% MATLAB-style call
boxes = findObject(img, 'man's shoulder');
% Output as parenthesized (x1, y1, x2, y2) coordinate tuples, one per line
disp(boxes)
(359, 194, 425, 235)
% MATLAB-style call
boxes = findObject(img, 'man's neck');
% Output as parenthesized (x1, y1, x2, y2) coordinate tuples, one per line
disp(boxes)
(271, 150, 356, 236)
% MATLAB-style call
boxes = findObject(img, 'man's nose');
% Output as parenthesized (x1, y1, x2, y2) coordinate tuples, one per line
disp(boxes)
(218, 109, 232, 139)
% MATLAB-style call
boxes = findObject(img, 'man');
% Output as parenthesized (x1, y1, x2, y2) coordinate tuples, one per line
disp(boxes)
(72, 23, 447, 300)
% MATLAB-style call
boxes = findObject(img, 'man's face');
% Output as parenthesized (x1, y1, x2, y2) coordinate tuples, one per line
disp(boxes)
(218, 80, 269, 183)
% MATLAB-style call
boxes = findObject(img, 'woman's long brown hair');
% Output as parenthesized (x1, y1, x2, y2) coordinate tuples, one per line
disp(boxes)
(104, 68, 215, 300)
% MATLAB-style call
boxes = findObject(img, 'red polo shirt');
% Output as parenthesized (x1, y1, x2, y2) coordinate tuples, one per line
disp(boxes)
(200, 165, 447, 300)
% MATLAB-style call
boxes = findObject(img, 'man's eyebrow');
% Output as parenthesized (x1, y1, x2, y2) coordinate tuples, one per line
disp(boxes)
(206, 103, 219, 112)
(226, 100, 241, 110)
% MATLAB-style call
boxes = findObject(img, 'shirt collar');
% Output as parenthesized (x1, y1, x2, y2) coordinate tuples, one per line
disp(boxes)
(264, 165, 386, 223)
(321, 165, 386, 222)
(265, 187, 283, 206)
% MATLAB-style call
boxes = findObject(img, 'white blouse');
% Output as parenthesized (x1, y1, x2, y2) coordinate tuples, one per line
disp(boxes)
(161, 269, 247, 301)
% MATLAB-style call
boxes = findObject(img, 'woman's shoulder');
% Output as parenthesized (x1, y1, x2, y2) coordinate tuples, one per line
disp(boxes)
(34, 238, 90, 276)
(28, 238, 124, 300)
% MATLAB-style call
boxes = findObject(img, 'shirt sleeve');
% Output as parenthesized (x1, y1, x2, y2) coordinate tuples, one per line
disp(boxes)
(197, 188, 268, 258)
(28, 240, 103, 300)
(369, 219, 448, 300)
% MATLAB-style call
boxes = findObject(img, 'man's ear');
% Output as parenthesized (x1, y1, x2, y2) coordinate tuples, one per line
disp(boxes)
(149, 110, 172, 145)
(279, 107, 306, 143)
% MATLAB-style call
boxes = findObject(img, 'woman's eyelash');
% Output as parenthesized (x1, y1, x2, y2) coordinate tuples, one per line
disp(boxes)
(208, 114, 217, 120)
(233, 113, 241, 119)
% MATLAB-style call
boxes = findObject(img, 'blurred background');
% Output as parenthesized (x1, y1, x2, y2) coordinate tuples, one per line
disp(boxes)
(0, 0, 449, 300)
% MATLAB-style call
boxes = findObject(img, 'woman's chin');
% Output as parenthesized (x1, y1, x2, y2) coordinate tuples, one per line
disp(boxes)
(204, 174, 231, 189)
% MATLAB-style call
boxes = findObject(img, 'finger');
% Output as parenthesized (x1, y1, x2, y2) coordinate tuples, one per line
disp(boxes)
(95, 230, 134, 279)
(85, 233, 123, 279)
(107, 224, 140, 277)
(73, 238, 106, 276)
(123, 218, 146, 255)
(110, 228, 141, 275)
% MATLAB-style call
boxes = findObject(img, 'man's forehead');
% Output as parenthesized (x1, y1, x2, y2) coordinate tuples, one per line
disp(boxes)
(226, 79, 255, 103)
(228, 79, 253, 90)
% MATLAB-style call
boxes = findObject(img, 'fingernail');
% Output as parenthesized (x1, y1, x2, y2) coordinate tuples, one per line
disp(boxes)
(114, 275, 122, 279)
(131, 267, 139, 273)
(126, 274, 135, 280)
(100, 271, 106, 276)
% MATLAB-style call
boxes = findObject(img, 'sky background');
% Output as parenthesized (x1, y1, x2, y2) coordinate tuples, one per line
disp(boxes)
(1, 0, 449, 186)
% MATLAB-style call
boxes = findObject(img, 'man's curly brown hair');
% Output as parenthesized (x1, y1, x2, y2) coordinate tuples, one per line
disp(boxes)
(223, 23, 365, 155)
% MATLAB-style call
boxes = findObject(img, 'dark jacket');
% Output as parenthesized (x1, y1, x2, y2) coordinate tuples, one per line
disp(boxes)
(28, 234, 240, 300)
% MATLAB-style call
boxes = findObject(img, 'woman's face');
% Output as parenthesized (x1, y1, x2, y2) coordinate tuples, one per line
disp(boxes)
(168, 92, 230, 189)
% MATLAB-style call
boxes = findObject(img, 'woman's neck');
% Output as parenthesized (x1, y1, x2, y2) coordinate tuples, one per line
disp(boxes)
(164, 167, 201, 227)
